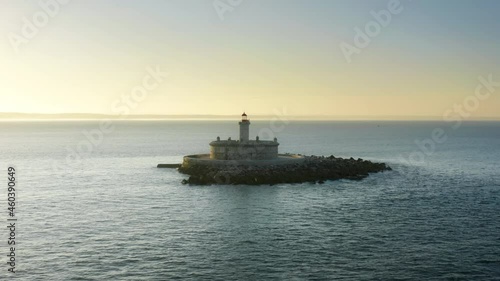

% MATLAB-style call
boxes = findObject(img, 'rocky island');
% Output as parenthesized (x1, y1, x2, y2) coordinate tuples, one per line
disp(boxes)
(158, 113, 391, 185)
(178, 155, 391, 185)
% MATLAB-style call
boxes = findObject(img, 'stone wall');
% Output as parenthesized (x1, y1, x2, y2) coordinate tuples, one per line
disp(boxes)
(209, 140, 278, 160)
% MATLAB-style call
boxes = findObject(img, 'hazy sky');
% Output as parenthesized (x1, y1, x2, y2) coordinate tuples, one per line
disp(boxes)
(1, 0, 499, 118)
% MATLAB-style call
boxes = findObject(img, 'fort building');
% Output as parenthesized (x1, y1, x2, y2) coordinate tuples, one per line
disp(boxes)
(209, 113, 279, 160)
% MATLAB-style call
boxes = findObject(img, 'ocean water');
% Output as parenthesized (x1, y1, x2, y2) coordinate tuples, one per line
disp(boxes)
(0, 120, 499, 280)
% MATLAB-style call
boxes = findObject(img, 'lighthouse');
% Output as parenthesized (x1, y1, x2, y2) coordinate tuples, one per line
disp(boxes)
(239, 112, 250, 142)
(208, 113, 278, 160)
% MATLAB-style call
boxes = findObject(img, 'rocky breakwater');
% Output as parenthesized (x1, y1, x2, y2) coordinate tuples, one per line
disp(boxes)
(178, 155, 391, 185)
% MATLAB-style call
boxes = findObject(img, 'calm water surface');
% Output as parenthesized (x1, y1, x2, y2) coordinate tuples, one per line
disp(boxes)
(0, 121, 499, 280)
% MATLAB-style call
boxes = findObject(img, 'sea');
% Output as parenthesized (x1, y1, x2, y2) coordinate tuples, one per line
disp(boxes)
(0, 120, 499, 280)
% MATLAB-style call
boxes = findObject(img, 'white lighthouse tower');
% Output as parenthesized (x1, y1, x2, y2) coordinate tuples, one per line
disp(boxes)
(239, 112, 250, 142)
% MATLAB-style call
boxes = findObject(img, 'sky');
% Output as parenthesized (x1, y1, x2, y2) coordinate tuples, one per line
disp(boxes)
(1, 0, 499, 119)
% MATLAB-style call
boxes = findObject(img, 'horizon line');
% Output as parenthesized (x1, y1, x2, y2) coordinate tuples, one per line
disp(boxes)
(1, 112, 499, 121)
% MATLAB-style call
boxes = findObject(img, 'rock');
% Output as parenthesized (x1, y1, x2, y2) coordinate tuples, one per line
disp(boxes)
(177, 155, 391, 186)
